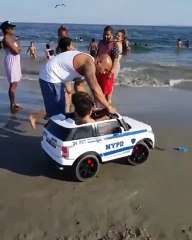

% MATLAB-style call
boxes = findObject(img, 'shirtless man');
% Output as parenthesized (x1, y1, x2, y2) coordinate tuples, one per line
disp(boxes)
(88, 38, 98, 57)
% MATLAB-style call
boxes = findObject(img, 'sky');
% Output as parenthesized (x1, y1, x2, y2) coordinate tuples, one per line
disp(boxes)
(0, 0, 192, 26)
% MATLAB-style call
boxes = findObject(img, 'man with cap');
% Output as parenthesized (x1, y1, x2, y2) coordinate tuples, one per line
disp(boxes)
(0, 21, 22, 111)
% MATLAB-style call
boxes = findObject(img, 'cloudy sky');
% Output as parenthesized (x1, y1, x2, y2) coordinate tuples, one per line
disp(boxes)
(0, 0, 191, 26)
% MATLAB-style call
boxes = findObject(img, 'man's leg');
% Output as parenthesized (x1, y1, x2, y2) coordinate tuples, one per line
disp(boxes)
(29, 109, 46, 129)
(65, 82, 72, 112)
(39, 79, 65, 118)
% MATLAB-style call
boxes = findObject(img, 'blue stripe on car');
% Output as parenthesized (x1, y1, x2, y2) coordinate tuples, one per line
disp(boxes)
(102, 145, 134, 157)
(87, 129, 147, 144)
(104, 129, 147, 140)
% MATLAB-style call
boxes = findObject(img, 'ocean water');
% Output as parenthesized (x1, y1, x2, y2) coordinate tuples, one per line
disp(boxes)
(0, 22, 192, 87)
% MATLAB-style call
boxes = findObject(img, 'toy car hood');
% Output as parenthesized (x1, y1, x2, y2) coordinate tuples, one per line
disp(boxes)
(50, 114, 77, 128)
(123, 116, 152, 131)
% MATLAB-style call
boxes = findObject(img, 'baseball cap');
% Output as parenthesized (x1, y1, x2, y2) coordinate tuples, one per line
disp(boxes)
(0, 21, 16, 31)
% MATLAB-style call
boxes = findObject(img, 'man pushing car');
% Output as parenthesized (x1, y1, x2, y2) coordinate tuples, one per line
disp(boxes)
(39, 37, 116, 118)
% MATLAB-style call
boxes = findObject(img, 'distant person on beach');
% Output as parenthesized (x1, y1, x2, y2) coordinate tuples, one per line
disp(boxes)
(96, 25, 120, 105)
(26, 41, 37, 59)
(45, 43, 54, 60)
(185, 40, 190, 48)
(0, 21, 22, 112)
(177, 39, 183, 49)
(79, 37, 83, 42)
(115, 29, 129, 77)
(125, 39, 131, 50)
(56, 24, 72, 113)
(39, 37, 115, 118)
(48, 49, 54, 59)
(88, 38, 98, 57)
(56, 25, 68, 54)
(123, 30, 131, 51)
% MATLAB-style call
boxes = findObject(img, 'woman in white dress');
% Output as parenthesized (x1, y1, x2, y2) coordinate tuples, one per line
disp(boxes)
(0, 21, 22, 111)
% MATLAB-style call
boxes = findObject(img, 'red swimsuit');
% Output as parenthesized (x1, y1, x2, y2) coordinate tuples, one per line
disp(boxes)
(96, 72, 114, 94)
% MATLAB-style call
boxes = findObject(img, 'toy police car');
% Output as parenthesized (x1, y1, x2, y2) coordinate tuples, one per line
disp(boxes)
(41, 111, 155, 181)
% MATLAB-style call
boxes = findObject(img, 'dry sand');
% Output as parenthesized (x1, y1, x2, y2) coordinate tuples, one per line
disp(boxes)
(0, 80, 192, 240)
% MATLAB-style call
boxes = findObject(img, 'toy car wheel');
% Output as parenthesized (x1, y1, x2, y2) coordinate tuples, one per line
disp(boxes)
(127, 142, 149, 165)
(74, 155, 100, 182)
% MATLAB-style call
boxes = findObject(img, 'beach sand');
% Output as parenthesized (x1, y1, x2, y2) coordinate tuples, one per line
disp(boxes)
(0, 79, 192, 240)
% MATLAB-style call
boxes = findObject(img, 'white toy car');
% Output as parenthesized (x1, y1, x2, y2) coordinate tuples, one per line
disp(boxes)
(41, 111, 155, 181)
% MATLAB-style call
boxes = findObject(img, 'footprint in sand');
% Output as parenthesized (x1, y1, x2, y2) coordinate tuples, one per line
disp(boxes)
(174, 226, 192, 240)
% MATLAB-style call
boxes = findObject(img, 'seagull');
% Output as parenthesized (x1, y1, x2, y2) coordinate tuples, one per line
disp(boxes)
(55, 4, 66, 8)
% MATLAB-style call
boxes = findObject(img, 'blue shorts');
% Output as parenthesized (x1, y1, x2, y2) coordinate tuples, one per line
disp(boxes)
(39, 78, 65, 118)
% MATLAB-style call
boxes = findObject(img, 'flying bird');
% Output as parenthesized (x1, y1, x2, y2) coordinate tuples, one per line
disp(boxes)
(55, 3, 66, 8)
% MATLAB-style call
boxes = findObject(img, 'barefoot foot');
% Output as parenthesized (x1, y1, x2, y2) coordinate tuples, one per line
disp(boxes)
(29, 115, 36, 129)
(10, 106, 20, 114)
(14, 104, 23, 110)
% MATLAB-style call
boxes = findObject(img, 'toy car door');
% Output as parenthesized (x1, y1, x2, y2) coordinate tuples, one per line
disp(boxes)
(95, 120, 130, 162)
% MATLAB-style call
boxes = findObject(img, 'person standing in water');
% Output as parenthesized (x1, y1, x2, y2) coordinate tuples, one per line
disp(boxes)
(26, 41, 37, 59)
(56, 25, 72, 113)
(0, 21, 22, 112)
(56, 25, 68, 54)
(177, 39, 183, 49)
(115, 29, 129, 77)
(88, 38, 98, 57)
(185, 40, 190, 48)
(45, 43, 54, 60)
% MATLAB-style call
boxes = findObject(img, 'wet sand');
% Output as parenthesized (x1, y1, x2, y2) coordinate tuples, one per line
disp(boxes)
(0, 80, 192, 239)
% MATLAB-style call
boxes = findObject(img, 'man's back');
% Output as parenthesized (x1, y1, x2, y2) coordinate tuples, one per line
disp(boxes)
(39, 50, 83, 83)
